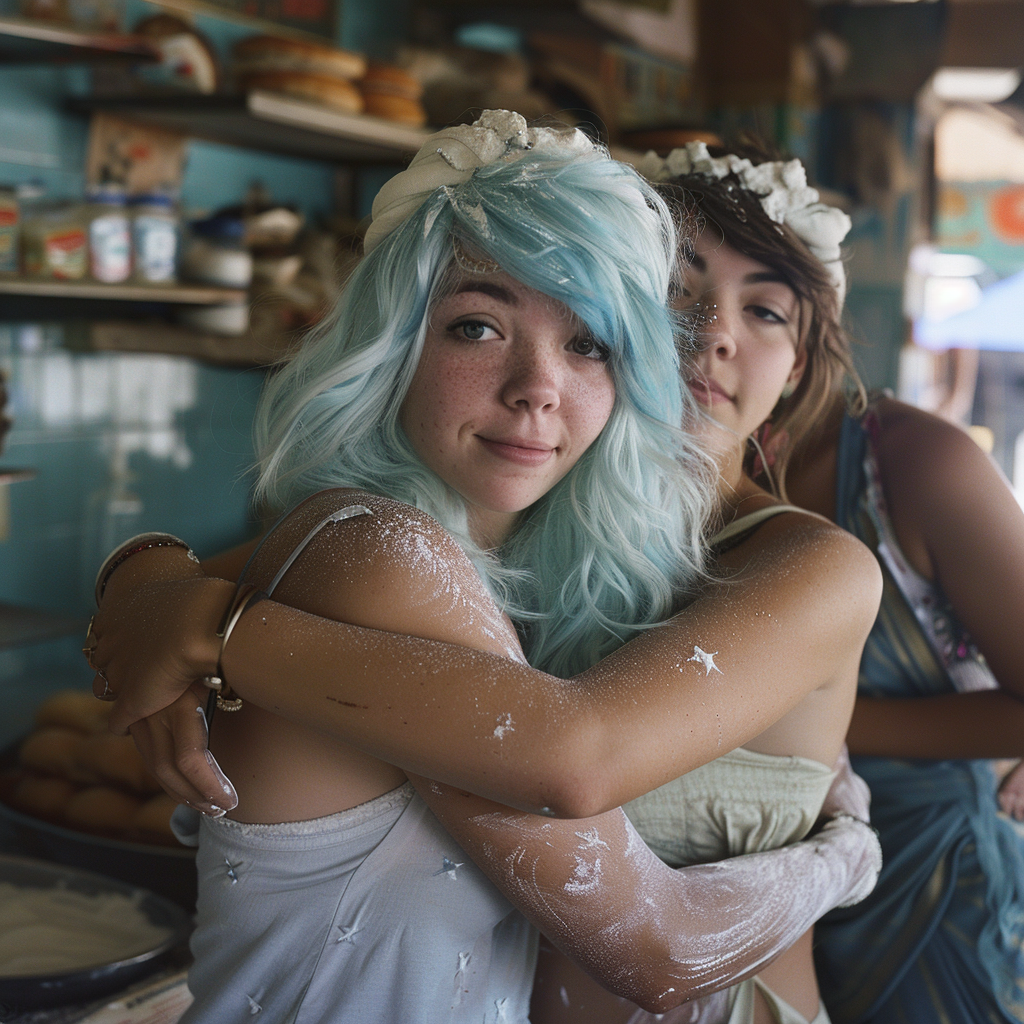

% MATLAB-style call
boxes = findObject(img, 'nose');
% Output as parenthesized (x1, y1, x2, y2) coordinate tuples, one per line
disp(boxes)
(698, 302, 737, 360)
(499, 340, 561, 413)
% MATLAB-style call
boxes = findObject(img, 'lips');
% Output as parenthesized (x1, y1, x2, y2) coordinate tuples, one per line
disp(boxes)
(477, 436, 556, 466)
(688, 377, 733, 405)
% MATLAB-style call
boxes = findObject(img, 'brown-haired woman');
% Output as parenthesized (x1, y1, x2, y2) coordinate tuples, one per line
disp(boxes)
(657, 143, 1024, 1024)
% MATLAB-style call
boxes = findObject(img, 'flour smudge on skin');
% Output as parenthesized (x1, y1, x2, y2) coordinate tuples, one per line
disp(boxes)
(493, 713, 514, 740)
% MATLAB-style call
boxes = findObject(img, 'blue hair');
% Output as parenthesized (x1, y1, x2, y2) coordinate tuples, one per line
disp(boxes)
(254, 150, 715, 677)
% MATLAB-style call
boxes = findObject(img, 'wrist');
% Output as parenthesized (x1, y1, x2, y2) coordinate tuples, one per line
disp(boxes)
(99, 543, 206, 608)
(187, 578, 239, 679)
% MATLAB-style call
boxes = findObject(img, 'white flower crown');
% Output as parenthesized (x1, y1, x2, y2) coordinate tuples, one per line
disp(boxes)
(363, 109, 597, 254)
(637, 141, 852, 303)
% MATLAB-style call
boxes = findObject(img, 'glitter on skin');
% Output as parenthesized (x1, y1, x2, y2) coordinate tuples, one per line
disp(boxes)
(687, 646, 723, 676)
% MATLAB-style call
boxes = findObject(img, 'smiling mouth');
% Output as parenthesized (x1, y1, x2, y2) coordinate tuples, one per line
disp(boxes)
(477, 437, 556, 465)
(688, 378, 733, 405)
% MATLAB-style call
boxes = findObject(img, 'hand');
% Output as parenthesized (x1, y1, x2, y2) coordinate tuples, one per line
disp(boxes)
(819, 744, 871, 823)
(998, 759, 1024, 821)
(129, 683, 238, 815)
(89, 571, 235, 735)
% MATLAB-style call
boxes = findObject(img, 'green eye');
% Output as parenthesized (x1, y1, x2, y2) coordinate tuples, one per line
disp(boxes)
(456, 321, 488, 340)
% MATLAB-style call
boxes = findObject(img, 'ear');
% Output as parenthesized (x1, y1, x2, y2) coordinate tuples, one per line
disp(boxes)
(787, 345, 808, 391)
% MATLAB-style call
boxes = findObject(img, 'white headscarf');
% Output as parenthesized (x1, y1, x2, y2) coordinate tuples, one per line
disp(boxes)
(363, 109, 597, 254)
(637, 141, 852, 304)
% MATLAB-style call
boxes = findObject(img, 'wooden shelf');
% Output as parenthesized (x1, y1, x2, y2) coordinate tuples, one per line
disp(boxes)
(70, 92, 431, 163)
(142, 0, 336, 46)
(0, 279, 247, 304)
(0, 15, 157, 63)
(86, 320, 298, 366)
(0, 602, 85, 650)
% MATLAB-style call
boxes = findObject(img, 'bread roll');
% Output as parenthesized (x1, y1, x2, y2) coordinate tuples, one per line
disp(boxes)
(64, 787, 142, 836)
(74, 733, 161, 795)
(132, 794, 178, 843)
(35, 690, 110, 734)
(10, 774, 76, 820)
(239, 71, 364, 114)
(360, 63, 423, 101)
(234, 34, 366, 81)
(20, 728, 87, 780)
(362, 93, 427, 127)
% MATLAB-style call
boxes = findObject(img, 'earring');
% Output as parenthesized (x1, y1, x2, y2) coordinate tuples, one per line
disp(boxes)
(781, 380, 796, 399)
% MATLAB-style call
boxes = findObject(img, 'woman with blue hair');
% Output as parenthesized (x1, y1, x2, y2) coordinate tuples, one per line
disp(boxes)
(86, 112, 881, 1023)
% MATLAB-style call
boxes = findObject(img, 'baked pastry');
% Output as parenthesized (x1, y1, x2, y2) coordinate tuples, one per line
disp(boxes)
(360, 62, 423, 101)
(10, 775, 76, 821)
(20, 727, 87, 781)
(238, 71, 364, 114)
(35, 690, 110, 734)
(360, 63, 427, 126)
(75, 733, 161, 795)
(132, 794, 179, 844)
(64, 786, 143, 835)
(363, 93, 427, 127)
(233, 35, 366, 81)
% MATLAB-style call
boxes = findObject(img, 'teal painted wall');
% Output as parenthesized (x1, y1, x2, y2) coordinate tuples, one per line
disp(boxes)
(0, 0, 410, 725)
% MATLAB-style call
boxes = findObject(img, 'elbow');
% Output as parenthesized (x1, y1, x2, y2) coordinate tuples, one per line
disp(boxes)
(531, 747, 621, 820)
(531, 715, 623, 819)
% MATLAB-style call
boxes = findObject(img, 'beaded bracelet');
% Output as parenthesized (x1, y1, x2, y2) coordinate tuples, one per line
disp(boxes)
(94, 532, 199, 606)
(201, 583, 266, 713)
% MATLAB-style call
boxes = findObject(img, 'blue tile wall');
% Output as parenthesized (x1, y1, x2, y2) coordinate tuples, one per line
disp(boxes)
(0, 0, 408, 729)
(0, 325, 264, 617)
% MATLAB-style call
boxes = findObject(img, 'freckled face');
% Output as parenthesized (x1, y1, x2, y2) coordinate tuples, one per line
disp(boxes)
(678, 233, 805, 452)
(400, 271, 616, 548)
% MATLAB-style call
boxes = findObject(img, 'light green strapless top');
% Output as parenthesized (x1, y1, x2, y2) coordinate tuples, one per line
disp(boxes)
(623, 746, 837, 868)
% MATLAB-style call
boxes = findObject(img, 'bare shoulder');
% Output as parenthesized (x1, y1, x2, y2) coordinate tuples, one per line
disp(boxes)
(873, 395, 995, 501)
(724, 506, 882, 636)
(245, 489, 516, 655)
(873, 396, 1016, 544)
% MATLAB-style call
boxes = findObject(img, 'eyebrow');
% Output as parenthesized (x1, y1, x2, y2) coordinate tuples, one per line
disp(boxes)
(451, 280, 520, 305)
(683, 255, 792, 289)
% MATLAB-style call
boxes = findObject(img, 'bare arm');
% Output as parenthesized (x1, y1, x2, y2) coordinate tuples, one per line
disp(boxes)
(94, 506, 880, 817)
(845, 399, 1024, 759)
(100, 493, 882, 1014)
(412, 776, 880, 1013)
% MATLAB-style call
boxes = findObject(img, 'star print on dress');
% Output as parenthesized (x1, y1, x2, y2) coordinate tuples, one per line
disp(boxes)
(687, 645, 723, 676)
(434, 856, 465, 880)
(336, 921, 362, 944)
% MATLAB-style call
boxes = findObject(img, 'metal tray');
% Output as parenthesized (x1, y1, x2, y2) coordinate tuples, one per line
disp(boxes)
(0, 853, 191, 1011)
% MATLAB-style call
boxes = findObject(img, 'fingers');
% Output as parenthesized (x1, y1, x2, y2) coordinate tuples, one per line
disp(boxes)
(129, 690, 238, 815)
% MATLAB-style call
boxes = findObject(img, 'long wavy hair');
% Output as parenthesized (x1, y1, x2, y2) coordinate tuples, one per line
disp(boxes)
(660, 143, 866, 498)
(253, 150, 716, 677)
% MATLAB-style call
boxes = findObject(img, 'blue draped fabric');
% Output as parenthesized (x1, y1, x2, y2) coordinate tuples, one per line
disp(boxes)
(813, 411, 1024, 1024)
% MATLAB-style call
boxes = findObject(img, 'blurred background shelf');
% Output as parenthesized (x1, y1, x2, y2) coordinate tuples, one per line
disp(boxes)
(83, 320, 297, 366)
(0, 602, 84, 650)
(0, 279, 247, 304)
(0, 15, 157, 63)
(70, 92, 432, 163)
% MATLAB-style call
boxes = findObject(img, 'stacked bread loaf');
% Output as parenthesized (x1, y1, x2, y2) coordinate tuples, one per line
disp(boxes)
(359, 63, 427, 126)
(0, 691, 177, 846)
(233, 34, 367, 114)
